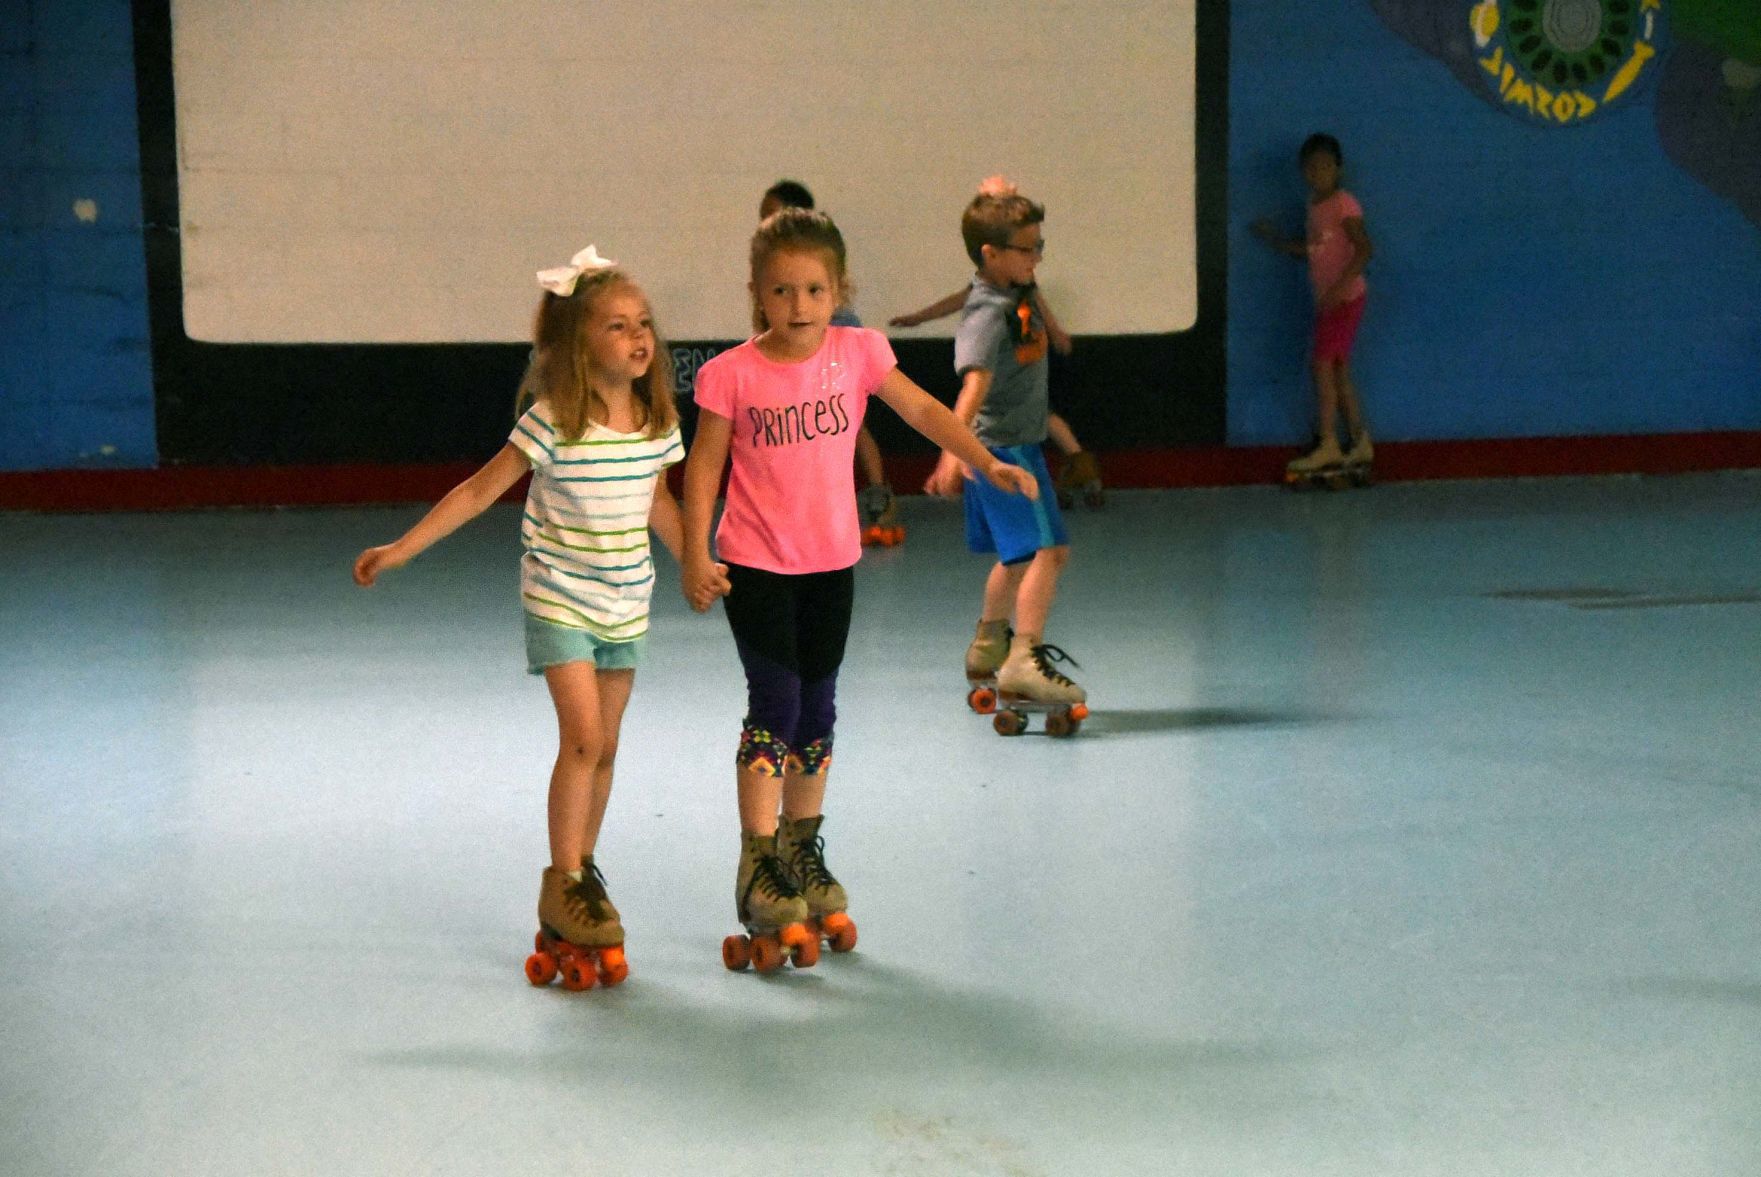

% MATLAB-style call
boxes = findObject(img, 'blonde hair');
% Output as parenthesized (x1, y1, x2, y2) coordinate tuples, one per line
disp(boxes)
(748, 207, 851, 334)
(514, 268, 677, 442)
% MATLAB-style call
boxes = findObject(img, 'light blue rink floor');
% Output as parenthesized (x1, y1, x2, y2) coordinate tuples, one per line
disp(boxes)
(3, 474, 1760, 1177)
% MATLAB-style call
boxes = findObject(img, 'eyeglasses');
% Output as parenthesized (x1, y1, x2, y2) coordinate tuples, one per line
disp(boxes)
(998, 239, 1046, 256)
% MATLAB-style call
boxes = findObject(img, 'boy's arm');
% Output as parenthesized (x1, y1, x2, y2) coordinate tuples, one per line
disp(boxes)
(680, 410, 733, 611)
(873, 368, 1036, 500)
(922, 367, 992, 496)
(888, 288, 968, 328)
(947, 367, 992, 428)
(1319, 217, 1374, 308)
(353, 443, 529, 586)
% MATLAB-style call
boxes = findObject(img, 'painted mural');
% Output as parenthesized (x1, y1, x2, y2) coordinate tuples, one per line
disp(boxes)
(1370, 0, 1761, 227)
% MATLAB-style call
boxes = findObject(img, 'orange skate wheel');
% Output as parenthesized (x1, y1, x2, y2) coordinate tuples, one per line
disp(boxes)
(967, 686, 997, 714)
(596, 945, 629, 986)
(534, 931, 549, 954)
(722, 934, 751, 971)
(1045, 711, 1071, 738)
(525, 951, 558, 987)
(560, 957, 596, 991)
(821, 912, 858, 953)
(792, 935, 820, 969)
(750, 935, 785, 973)
(1069, 703, 1089, 722)
(885, 527, 905, 546)
(993, 709, 1026, 736)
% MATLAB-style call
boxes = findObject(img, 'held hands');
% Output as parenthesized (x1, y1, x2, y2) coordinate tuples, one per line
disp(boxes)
(682, 557, 731, 613)
(352, 543, 409, 587)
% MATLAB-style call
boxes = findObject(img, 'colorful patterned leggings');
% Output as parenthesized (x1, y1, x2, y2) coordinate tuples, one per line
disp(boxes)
(723, 562, 854, 777)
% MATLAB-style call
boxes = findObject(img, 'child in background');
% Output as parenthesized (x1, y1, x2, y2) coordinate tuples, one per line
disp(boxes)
(891, 176, 1103, 508)
(760, 180, 903, 545)
(925, 180, 1086, 711)
(1252, 133, 1375, 480)
(681, 208, 1034, 971)
(354, 247, 685, 989)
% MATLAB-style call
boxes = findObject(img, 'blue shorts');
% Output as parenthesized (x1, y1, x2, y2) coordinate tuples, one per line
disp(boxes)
(964, 443, 1068, 565)
(524, 613, 645, 675)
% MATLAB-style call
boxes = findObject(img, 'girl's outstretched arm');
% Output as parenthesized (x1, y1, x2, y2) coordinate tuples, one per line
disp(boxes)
(872, 368, 1037, 501)
(353, 443, 529, 586)
(888, 288, 967, 328)
(679, 410, 733, 612)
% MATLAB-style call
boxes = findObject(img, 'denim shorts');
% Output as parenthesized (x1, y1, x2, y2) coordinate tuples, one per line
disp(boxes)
(524, 612, 645, 675)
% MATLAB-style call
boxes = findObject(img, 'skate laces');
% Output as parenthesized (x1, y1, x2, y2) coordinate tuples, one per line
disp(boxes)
(747, 852, 801, 905)
(790, 834, 838, 891)
(1032, 643, 1081, 686)
(567, 863, 613, 916)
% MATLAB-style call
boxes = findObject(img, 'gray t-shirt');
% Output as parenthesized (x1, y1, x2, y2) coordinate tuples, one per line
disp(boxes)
(953, 277, 1048, 447)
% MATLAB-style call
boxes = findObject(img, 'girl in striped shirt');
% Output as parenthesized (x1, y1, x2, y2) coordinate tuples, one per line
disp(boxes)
(354, 249, 696, 986)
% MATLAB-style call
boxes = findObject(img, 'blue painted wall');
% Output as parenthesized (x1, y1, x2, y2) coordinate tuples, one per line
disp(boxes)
(1228, 1, 1761, 446)
(1, 0, 154, 471)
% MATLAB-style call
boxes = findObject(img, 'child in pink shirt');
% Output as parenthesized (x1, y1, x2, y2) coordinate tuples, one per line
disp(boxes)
(681, 207, 1034, 972)
(1254, 132, 1376, 478)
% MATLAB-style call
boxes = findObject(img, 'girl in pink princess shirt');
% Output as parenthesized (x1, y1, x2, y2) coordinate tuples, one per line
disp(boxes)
(680, 207, 1035, 972)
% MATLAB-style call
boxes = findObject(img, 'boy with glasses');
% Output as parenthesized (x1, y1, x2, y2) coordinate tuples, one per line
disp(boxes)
(926, 179, 1086, 718)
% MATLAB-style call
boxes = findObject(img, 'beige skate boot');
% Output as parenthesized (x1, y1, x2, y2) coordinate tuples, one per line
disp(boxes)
(964, 619, 1012, 683)
(996, 631, 1087, 706)
(735, 831, 809, 932)
(1285, 435, 1344, 476)
(779, 815, 859, 954)
(1343, 429, 1374, 467)
(537, 861, 624, 949)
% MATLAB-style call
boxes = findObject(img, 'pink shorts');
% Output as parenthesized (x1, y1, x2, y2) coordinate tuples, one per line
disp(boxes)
(1312, 295, 1366, 363)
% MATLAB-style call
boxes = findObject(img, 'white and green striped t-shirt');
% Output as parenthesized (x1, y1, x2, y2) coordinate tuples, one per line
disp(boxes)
(508, 403, 684, 641)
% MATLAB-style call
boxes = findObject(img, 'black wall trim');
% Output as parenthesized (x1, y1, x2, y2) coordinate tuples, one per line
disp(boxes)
(132, 0, 1228, 465)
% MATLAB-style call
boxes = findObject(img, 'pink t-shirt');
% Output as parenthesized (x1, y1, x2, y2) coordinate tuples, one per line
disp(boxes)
(1307, 189, 1367, 305)
(695, 326, 897, 574)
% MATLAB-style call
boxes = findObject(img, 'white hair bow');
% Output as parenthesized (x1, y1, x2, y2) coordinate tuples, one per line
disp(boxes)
(536, 245, 618, 296)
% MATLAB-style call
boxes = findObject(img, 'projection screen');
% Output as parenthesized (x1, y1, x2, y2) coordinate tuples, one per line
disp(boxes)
(172, 1, 1197, 344)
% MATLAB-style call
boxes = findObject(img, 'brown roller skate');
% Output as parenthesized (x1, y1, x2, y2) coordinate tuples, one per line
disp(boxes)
(993, 631, 1089, 737)
(722, 831, 817, 973)
(1055, 450, 1105, 509)
(525, 859, 629, 990)
(778, 815, 858, 955)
